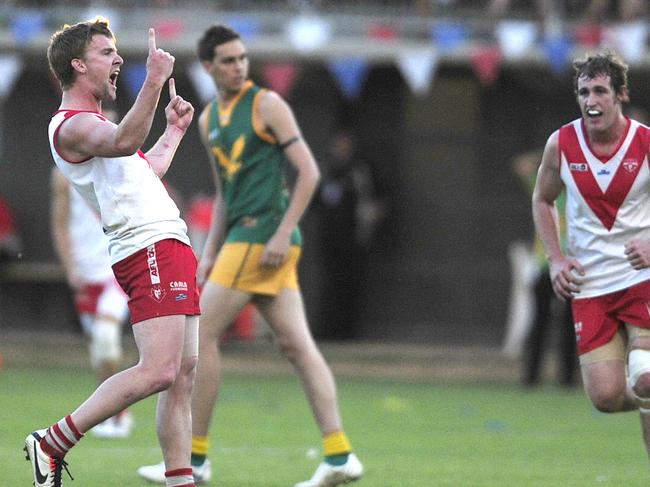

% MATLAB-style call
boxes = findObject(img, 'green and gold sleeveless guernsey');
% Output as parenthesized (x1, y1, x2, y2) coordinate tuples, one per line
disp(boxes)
(206, 80, 302, 246)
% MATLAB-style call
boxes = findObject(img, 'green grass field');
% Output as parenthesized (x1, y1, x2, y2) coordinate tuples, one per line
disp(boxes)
(1, 358, 649, 486)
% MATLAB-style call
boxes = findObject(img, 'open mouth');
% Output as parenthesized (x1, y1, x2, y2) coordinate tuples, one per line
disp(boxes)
(109, 71, 119, 87)
(586, 108, 602, 118)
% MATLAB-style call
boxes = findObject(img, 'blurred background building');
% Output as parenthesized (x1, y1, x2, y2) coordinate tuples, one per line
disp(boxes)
(1, 0, 650, 345)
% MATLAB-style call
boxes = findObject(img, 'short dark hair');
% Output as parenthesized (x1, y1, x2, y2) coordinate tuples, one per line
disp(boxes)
(47, 17, 115, 90)
(573, 50, 629, 99)
(197, 25, 241, 62)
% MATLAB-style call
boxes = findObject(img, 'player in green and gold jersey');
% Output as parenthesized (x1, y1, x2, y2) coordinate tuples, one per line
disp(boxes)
(137, 25, 363, 487)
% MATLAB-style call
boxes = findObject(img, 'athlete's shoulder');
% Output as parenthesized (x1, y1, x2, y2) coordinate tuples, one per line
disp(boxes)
(544, 129, 561, 150)
(198, 99, 218, 142)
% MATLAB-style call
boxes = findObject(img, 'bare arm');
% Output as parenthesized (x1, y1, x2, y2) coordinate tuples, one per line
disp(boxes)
(532, 130, 584, 299)
(50, 169, 80, 289)
(57, 28, 176, 161)
(145, 78, 194, 177)
(196, 105, 227, 286)
(624, 146, 650, 269)
(258, 91, 320, 266)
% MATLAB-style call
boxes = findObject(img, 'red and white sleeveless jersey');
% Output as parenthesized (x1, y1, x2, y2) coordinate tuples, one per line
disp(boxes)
(48, 110, 190, 265)
(559, 117, 650, 298)
(68, 185, 114, 282)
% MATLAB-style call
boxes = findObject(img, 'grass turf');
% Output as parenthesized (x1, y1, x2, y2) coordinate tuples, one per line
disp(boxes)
(1, 363, 648, 486)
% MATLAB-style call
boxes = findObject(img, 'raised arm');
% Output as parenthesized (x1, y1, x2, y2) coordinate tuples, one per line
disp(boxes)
(532, 131, 584, 299)
(57, 28, 177, 161)
(145, 77, 194, 177)
(257, 91, 320, 266)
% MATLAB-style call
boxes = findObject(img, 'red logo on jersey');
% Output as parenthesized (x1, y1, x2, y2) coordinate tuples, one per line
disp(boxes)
(623, 159, 639, 173)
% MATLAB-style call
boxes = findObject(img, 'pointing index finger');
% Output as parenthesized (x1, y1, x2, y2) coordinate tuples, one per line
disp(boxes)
(169, 78, 176, 99)
(148, 28, 156, 53)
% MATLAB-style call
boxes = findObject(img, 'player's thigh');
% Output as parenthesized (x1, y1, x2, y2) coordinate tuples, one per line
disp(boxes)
(199, 280, 252, 340)
(255, 288, 315, 348)
(133, 314, 187, 368)
(582, 359, 627, 405)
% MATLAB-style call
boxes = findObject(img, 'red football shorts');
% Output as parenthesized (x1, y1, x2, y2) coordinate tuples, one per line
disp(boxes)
(571, 279, 650, 355)
(112, 239, 200, 324)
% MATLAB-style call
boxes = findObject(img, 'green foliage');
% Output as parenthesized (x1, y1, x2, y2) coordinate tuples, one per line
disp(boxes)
(0, 365, 647, 486)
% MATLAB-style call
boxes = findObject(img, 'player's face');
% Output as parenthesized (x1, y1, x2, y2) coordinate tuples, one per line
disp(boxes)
(576, 74, 624, 134)
(207, 39, 249, 96)
(80, 34, 122, 101)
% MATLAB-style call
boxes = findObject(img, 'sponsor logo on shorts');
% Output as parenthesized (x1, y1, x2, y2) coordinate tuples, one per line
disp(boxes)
(170, 280, 188, 292)
(147, 244, 161, 285)
(151, 284, 166, 303)
(569, 163, 588, 172)
(175, 293, 188, 301)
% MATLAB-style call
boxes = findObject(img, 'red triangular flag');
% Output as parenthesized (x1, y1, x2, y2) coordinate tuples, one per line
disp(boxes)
(470, 46, 502, 86)
(154, 18, 184, 40)
(574, 22, 603, 47)
(262, 62, 298, 98)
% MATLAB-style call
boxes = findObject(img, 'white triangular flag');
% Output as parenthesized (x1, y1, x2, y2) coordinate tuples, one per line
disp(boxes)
(496, 20, 538, 60)
(397, 50, 438, 96)
(0, 55, 22, 99)
(188, 61, 217, 105)
(286, 16, 332, 52)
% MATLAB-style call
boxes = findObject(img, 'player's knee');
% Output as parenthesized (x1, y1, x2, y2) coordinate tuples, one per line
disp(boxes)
(587, 380, 626, 413)
(148, 365, 178, 393)
(277, 337, 304, 364)
(629, 349, 650, 400)
(589, 383, 625, 412)
(591, 393, 623, 413)
(90, 320, 122, 369)
(182, 355, 198, 372)
(140, 356, 181, 393)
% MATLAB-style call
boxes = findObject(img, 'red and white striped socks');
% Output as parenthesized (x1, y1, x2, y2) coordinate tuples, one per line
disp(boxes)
(165, 468, 195, 487)
(40, 415, 83, 458)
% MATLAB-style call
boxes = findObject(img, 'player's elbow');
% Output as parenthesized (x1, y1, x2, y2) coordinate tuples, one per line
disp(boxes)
(307, 165, 321, 187)
(113, 140, 141, 156)
(112, 131, 144, 156)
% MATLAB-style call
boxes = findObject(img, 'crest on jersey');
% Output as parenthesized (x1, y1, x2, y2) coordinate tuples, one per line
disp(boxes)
(569, 162, 588, 172)
(622, 159, 639, 173)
